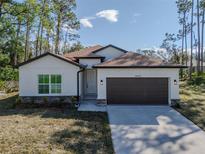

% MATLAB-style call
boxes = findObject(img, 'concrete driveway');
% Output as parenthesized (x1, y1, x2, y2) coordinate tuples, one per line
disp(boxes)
(107, 105, 205, 154)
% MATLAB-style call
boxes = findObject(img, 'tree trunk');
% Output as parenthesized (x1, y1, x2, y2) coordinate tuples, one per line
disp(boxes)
(14, 20, 21, 65)
(46, 31, 50, 52)
(201, 9, 205, 72)
(55, 14, 61, 54)
(39, 23, 43, 55)
(182, 21, 185, 65)
(197, 0, 201, 75)
(180, 13, 185, 79)
(38, 0, 46, 55)
(189, 0, 194, 80)
(24, 18, 30, 61)
(63, 30, 68, 53)
(184, 11, 188, 66)
(35, 21, 41, 56)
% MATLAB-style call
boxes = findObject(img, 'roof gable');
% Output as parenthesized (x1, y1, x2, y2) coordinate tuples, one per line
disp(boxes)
(92, 44, 128, 54)
(64, 45, 103, 61)
(64, 44, 128, 61)
(18, 52, 83, 68)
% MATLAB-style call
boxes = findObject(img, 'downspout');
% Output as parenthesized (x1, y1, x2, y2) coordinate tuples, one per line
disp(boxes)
(77, 68, 85, 106)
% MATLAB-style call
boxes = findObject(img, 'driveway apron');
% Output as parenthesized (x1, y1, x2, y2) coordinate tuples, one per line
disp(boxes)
(107, 105, 205, 154)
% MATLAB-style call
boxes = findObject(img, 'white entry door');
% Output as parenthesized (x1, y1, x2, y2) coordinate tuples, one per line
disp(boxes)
(86, 69, 97, 94)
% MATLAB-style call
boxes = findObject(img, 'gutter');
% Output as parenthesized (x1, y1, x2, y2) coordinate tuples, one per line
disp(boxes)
(76, 68, 85, 106)
(93, 65, 188, 69)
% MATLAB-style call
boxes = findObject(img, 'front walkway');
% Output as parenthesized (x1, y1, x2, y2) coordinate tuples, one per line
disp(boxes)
(77, 100, 106, 112)
(107, 105, 205, 154)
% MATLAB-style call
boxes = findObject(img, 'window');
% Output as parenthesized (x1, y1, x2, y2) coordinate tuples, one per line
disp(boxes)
(38, 75, 49, 94)
(38, 74, 62, 94)
(51, 75, 61, 94)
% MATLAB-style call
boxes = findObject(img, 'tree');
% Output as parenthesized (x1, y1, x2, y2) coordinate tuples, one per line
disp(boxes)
(201, 0, 205, 72)
(176, 0, 192, 66)
(64, 41, 84, 53)
(197, 0, 201, 74)
(52, 0, 80, 54)
(0, 0, 81, 68)
(189, 0, 194, 79)
(161, 33, 181, 64)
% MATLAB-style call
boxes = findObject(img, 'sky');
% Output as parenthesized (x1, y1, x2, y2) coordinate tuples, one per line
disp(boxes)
(15, 0, 180, 51)
(76, 0, 180, 51)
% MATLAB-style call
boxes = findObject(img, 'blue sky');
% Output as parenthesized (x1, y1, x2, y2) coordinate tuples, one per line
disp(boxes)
(76, 0, 180, 51)
(15, 0, 180, 51)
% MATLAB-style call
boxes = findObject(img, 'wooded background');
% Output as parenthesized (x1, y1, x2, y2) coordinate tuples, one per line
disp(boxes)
(0, 0, 205, 91)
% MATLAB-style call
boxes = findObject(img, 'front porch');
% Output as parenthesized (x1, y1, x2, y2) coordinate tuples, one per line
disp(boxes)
(78, 100, 107, 112)
(78, 68, 106, 112)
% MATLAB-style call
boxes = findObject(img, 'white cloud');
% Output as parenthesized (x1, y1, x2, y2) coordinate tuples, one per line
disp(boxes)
(80, 18, 93, 28)
(131, 13, 142, 23)
(134, 13, 142, 17)
(96, 9, 119, 22)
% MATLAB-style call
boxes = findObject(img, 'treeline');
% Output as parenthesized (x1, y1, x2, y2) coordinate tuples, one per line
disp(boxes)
(0, 0, 81, 68)
(160, 0, 205, 79)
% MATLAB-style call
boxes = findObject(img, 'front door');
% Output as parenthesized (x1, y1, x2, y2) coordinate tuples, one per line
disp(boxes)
(85, 69, 97, 94)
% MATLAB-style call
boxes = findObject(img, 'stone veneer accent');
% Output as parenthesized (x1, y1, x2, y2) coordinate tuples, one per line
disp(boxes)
(21, 96, 76, 104)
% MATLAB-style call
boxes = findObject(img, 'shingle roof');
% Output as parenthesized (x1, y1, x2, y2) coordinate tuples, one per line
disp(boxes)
(64, 45, 104, 61)
(94, 52, 186, 68)
(18, 52, 84, 68)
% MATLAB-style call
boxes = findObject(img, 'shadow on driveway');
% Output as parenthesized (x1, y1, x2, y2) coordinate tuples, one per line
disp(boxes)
(107, 105, 205, 154)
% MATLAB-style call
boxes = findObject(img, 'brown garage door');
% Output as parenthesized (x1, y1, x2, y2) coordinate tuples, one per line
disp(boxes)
(107, 78, 168, 105)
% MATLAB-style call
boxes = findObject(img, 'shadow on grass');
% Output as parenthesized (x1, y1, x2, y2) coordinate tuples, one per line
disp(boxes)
(0, 109, 114, 153)
(0, 101, 114, 153)
(50, 123, 113, 154)
(0, 93, 18, 109)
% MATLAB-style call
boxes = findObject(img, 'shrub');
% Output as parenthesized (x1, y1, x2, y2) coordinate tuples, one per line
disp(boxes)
(0, 80, 5, 91)
(0, 54, 10, 67)
(71, 96, 77, 103)
(0, 67, 18, 81)
(175, 102, 181, 109)
(188, 73, 205, 85)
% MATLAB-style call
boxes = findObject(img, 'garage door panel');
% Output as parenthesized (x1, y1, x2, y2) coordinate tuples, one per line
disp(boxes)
(107, 78, 168, 105)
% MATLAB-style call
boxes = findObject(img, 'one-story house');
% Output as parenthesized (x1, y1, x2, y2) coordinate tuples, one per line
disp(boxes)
(18, 44, 186, 105)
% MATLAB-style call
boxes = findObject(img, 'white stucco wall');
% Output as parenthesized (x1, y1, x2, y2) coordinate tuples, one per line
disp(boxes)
(95, 46, 125, 60)
(79, 59, 101, 68)
(97, 68, 180, 104)
(19, 55, 80, 96)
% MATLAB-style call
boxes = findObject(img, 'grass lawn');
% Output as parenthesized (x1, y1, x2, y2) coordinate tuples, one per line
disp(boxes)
(0, 93, 114, 154)
(176, 81, 205, 130)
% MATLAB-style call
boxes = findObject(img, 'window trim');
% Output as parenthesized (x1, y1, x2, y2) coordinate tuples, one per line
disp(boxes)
(50, 74, 62, 94)
(38, 74, 62, 95)
(38, 74, 50, 94)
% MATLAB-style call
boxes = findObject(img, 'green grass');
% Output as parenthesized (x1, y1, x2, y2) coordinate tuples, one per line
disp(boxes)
(0, 94, 114, 154)
(175, 81, 205, 130)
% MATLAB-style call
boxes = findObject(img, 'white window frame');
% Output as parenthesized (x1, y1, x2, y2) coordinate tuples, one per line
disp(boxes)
(50, 74, 62, 94)
(38, 74, 50, 94)
(38, 74, 62, 94)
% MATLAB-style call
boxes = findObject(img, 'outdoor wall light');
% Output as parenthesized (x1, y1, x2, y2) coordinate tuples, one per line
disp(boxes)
(174, 79, 177, 85)
(100, 80, 103, 85)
